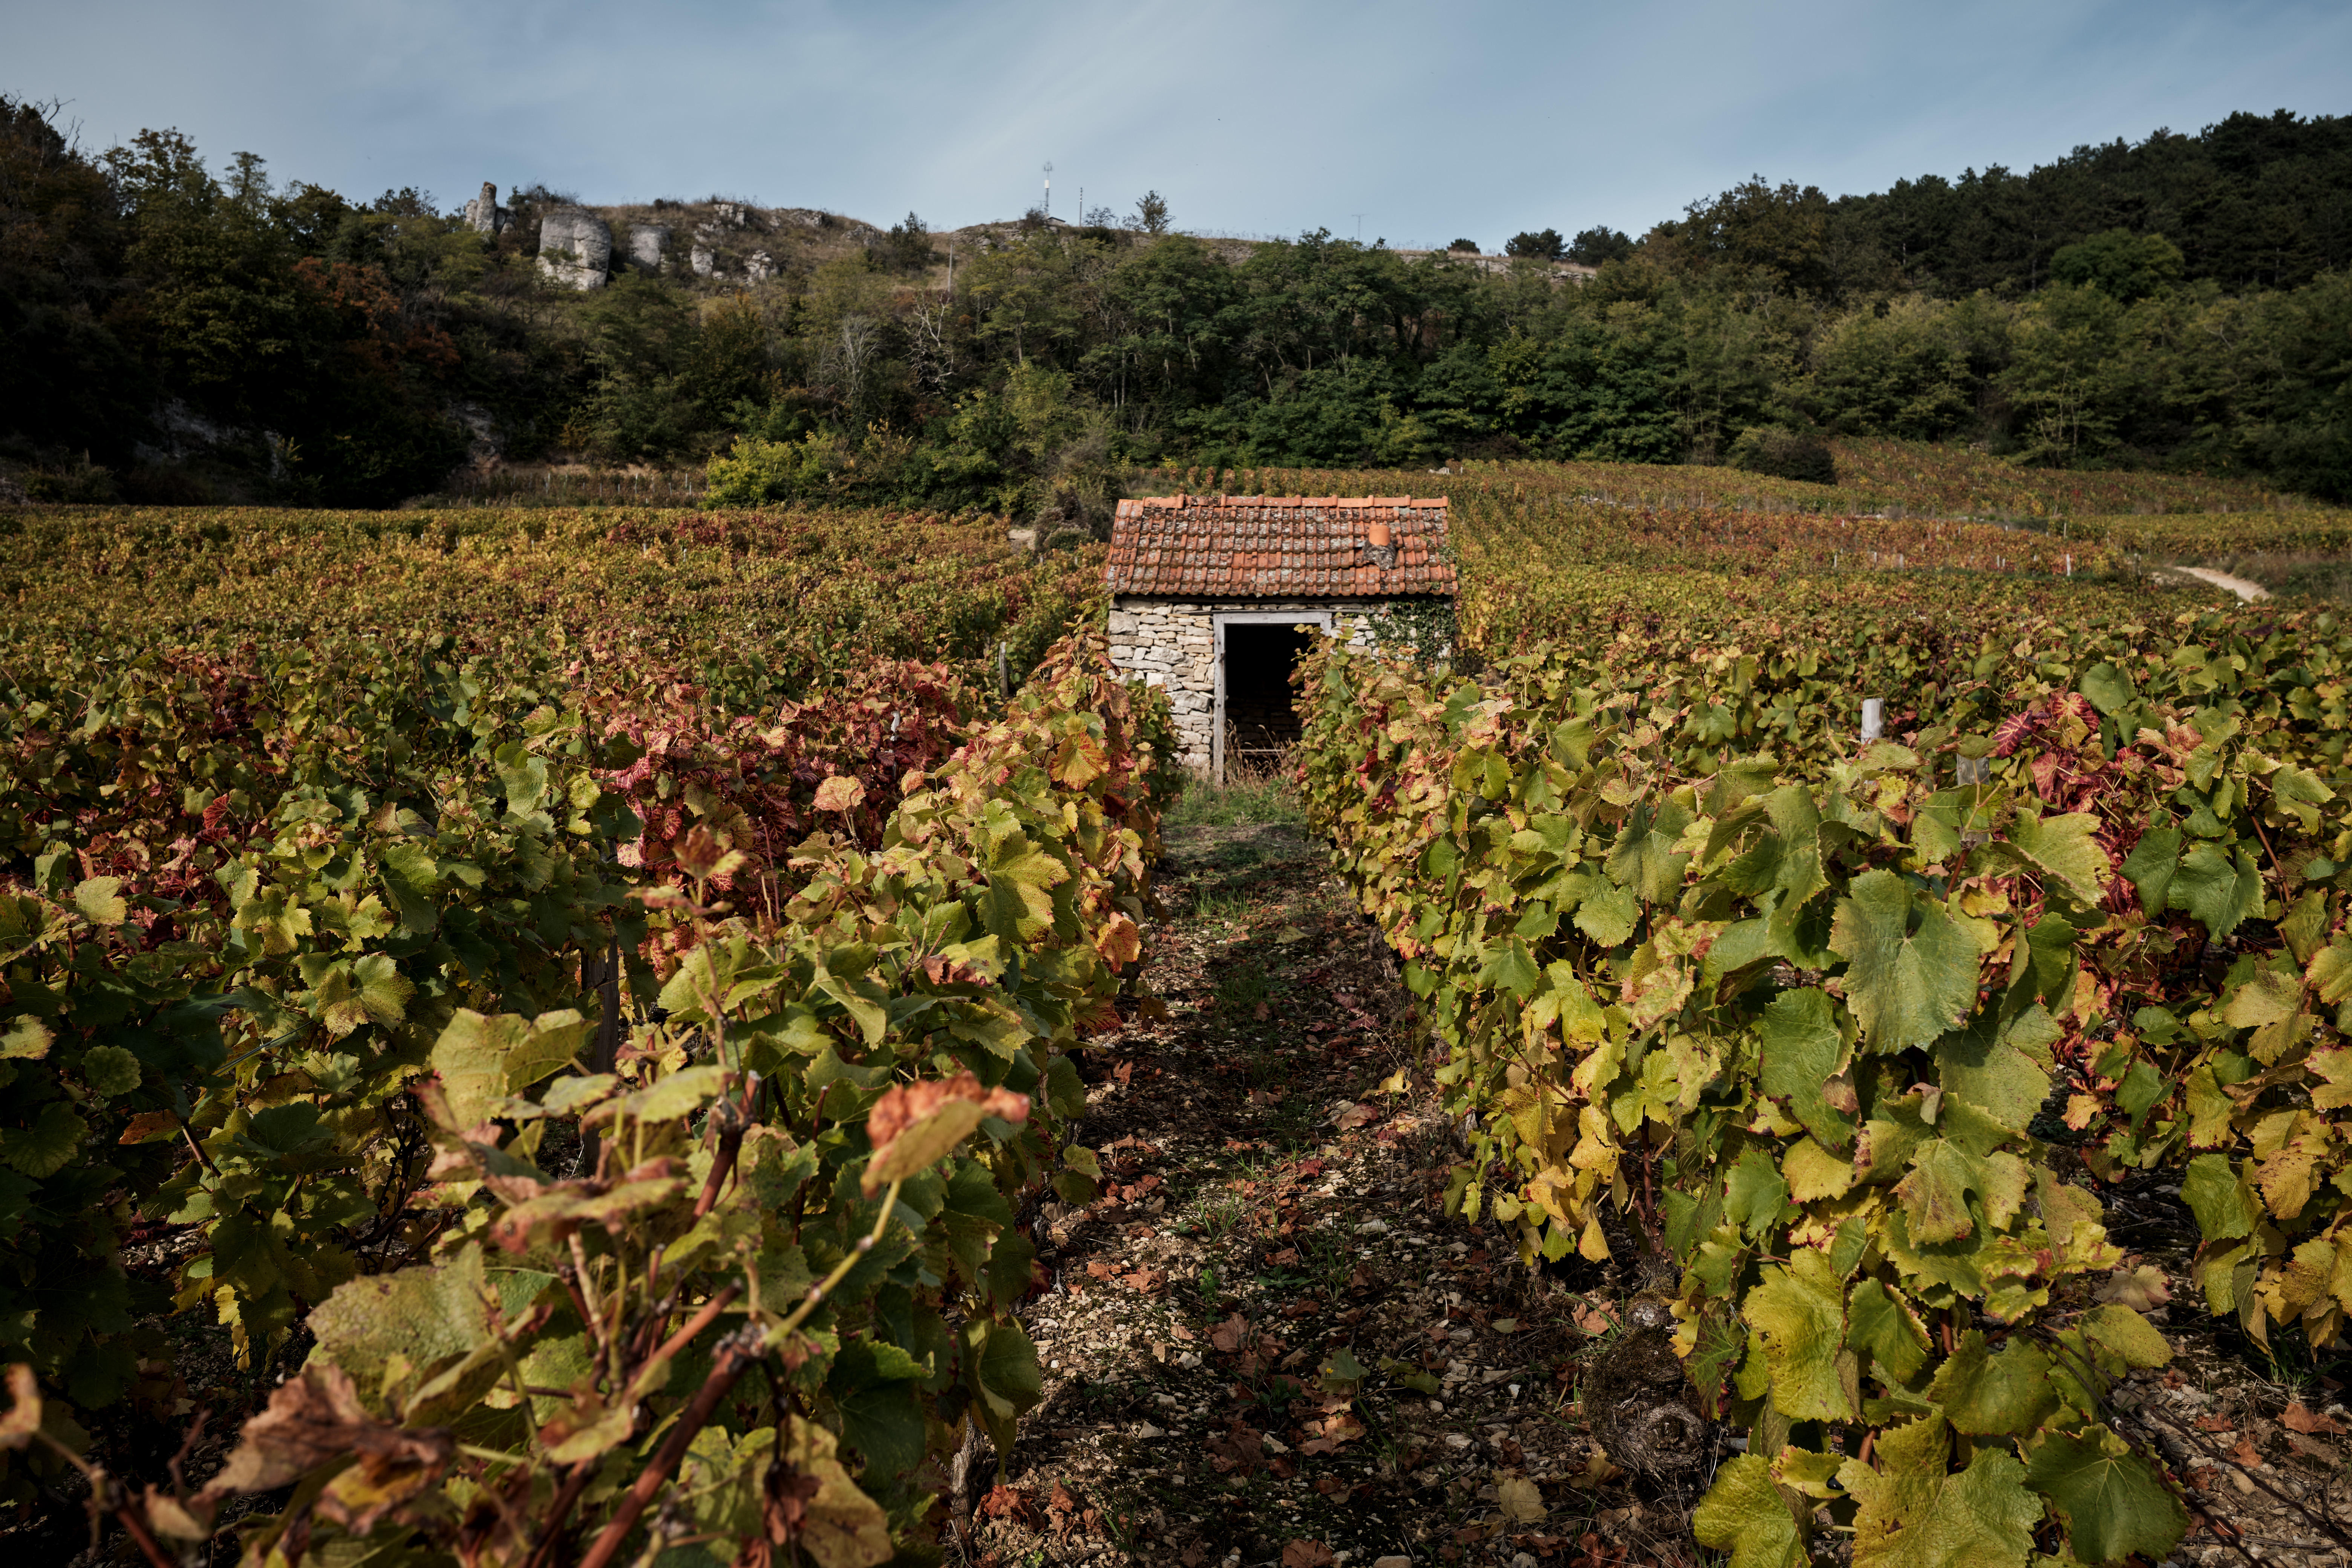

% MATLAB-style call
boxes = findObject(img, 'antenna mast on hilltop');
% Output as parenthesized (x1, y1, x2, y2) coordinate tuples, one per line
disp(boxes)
(1043, 162, 1052, 219)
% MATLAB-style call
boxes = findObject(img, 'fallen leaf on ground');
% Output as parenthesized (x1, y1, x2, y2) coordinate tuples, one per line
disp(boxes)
(1281, 1540, 1335, 1568)
(2285, 1402, 2347, 1435)
(1572, 1301, 1619, 1336)
(1497, 1475, 1548, 1523)
(2096, 1263, 2172, 1310)
(1210, 1314, 1249, 1354)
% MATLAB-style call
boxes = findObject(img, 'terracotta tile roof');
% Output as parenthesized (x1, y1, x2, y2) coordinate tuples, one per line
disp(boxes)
(1105, 495, 1455, 599)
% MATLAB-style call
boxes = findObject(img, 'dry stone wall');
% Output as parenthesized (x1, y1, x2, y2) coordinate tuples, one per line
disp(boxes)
(1108, 597, 1395, 773)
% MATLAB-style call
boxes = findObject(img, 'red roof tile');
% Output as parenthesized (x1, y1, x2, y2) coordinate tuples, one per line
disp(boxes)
(1105, 495, 1455, 599)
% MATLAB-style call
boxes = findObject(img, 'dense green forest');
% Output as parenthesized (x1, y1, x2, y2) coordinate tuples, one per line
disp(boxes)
(2, 95, 2346, 511)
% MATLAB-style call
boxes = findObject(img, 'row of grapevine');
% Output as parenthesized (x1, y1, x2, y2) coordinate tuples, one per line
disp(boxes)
(1, 625, 1173, 1566)
(1, 504, 1101, 703)
(1296, 613, 2352, 1568)
(1150, 433, 2322, 526)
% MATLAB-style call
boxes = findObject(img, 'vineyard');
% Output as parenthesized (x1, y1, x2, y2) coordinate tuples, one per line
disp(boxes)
(1297, 575, 2352, 1565)
(8, 461, 2352, 1568)
(0, 492, 1187, 1566)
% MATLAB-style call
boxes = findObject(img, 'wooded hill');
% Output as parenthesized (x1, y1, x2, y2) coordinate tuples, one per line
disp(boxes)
(1, 97, 2346, 512)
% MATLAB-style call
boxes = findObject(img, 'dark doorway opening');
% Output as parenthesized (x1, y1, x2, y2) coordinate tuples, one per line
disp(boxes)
(1222, 621, 1316, 777)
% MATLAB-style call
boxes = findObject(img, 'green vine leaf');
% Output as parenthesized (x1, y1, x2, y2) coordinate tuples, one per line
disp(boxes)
(1744, 1248, 1853, 1422)
(1830, 871, 1980, 1053)
(2024, 1424, 2188, 1565)
(1758, 987, 1856, 1149)
(1929, 1331, 2059, 1435)
(1692, 1452, 1806, 1568)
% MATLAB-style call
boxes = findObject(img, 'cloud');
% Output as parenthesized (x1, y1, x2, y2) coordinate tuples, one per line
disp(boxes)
(7, 0, 2346, 242)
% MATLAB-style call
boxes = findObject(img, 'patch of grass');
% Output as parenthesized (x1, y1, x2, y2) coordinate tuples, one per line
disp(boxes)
(1194, 1263, 1223, 1309)
(1164, 758, 1308, 827)
(1213, 961, 1269, 1015)
(1189, 889, 1252, 925)
(2244, 554, 2352, 602)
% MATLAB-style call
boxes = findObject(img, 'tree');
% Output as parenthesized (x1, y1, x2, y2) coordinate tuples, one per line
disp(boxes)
(1447, 238, 1481, 254)
(1666, 177, 1836, 293)
(1568, 226, 1633, 266)
(1134, 191, 1170, 236)
(872, 211, 939, 274)
(1505, 228, 1566, 261)
(2049, 228, 2184, 302)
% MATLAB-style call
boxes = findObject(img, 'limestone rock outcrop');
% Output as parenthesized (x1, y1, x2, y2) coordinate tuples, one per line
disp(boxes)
(537, 209, 612, 290)
(463, 182, 508, 235)
(746, 250, 775, 283)
(626, 224, 670, 271)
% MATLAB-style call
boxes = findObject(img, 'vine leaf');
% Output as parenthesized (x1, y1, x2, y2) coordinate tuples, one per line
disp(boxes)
(778, 1420, 896, 1568)
(1839, 1414, 2042, 1568)
(1744, 1248, 1852, 1422)
(2167, 841, 2263, 941)
(1726, 1145, 1792, 1237)
(2024, 1424, 2188, 1565)
(305, 1243, 495, 1413)
(430, 1009, 588, 1130)
(1929, 1331, 2058, 1435)
(863, 1073, 1032, 1194)
(2180, 1153, 2258, 1240)
(0, 1098, 86, 1177)
(962, 1315, 1044, 1461)
(1830, 871, 1980, 1052)
(1895, 1135, 2030, 1244)
(1939, 1003, 2057, 1131)
(1989, 813, 2108, 907)
(1692, 1452, 1805, 1568)
(1757, 987, 1855, 1149)
(1844, 1279, 1931, 1388)
(2116, 824, 2179, 916)
(72, 876, 127, 926)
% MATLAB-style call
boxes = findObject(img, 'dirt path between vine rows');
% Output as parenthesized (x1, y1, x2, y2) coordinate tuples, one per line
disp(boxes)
(956, 821, 1707, 1568)
(2165, 565, 2273, 602)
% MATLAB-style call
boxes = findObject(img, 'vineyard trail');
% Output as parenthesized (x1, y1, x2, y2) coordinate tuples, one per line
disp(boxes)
(966, 819, 1705, 1568)
(2168, 564, 2274, 602)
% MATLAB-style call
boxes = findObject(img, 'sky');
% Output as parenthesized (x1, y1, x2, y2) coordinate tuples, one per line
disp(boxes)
(8, 0, 2349, 249)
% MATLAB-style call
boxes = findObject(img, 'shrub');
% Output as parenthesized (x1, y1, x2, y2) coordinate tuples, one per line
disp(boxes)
(1727, 424, 1838, 484)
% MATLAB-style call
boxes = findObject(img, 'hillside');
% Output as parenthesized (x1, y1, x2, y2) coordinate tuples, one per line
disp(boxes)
(2, 98, 2346, 514)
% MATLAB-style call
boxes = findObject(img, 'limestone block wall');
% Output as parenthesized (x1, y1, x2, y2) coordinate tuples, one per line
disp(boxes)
(1107, 597, 1398, 774)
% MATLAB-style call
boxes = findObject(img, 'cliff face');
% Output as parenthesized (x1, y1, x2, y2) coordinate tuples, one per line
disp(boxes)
(519, 193, 884, 291)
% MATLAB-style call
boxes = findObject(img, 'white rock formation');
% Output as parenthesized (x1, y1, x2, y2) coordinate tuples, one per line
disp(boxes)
(746, 250, 775, 283)
(463, 182, 506, 234)
(626, 224, 670, 271)
(537, 210, 612, 290)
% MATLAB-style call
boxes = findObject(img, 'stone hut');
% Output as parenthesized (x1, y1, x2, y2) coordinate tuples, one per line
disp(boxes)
(1105, 494, 1455, 778)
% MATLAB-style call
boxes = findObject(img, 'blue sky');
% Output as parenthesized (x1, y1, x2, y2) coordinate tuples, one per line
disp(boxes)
(8, 0, 2349, 248)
